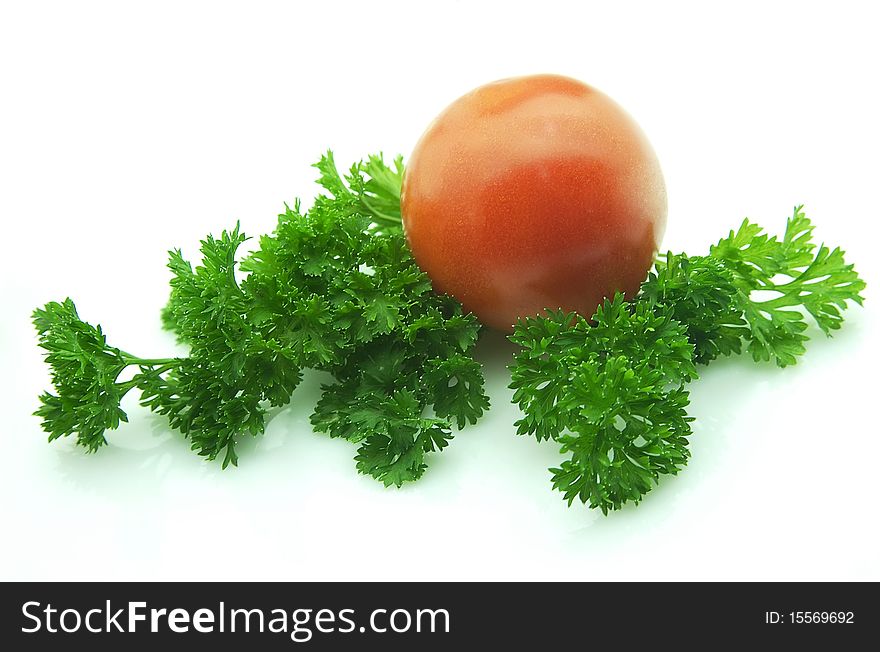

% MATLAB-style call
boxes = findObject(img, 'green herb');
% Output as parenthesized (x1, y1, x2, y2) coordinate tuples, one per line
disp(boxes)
(33, 153, 864, 514)
(510, 296, 697, 513)
(510, 207, 865, 513)
(34, 152, 489, 482)
(644, 207, 866, 367)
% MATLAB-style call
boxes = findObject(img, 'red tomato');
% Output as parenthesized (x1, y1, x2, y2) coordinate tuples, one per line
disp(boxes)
(400, 74, 667, 331)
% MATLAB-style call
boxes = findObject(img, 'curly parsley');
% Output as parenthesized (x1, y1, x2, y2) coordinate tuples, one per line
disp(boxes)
(34, 152, 489, 482)
(510, 207, 865, 513)
(34, 155, 863, 513)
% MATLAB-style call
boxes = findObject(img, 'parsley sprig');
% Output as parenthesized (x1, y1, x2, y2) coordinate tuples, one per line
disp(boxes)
(510, 207, 865, 513)
(34, 152, 489, 482)
(34, 155, 864, 514)
(510, 297, 697, 513)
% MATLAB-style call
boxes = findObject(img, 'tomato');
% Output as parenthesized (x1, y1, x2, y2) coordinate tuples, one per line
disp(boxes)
(400, 74, 667, 331)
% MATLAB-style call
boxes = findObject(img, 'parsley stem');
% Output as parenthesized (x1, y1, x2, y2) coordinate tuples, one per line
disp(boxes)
(752, 294, 803, 310)
(359, 196, 402, 226)
(120, 354, 178, 367)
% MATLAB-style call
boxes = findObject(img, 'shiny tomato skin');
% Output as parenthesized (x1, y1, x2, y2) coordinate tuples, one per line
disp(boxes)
(400, 74, 667, 331)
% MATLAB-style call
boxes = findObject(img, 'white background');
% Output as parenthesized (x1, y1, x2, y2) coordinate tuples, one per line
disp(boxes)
(2, 0, 878, 581)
